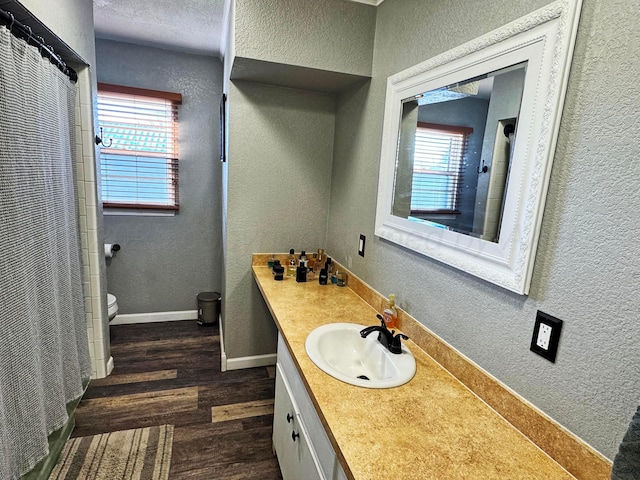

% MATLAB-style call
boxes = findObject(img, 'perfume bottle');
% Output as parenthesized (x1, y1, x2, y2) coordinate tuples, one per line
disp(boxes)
(331, 270, 339, 284)
(296, 263, 307, 283)
(271, 259, 281, 275)
(307, 254, 316, 281)
(287, 249, 296, 277)
(319, 268, 328, 285)
(273, 264, 284, 281)
(325, 257, 333, 276)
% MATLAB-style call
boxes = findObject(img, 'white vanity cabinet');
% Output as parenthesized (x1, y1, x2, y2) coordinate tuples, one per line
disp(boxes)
(273, 334, 347, 480)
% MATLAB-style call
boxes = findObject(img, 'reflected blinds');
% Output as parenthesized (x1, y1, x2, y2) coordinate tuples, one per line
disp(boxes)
(410, 122, 471, 213)
(97, 83, 181, 209)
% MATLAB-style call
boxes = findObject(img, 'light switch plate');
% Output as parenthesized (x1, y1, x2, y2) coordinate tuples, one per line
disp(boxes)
(358, 234, 366, 257)
(530, 311, 563, 362)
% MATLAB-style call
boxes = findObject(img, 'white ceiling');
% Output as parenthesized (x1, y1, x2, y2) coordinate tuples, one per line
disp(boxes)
(93, 0, 227, 57)
(93, 0, 382, 58)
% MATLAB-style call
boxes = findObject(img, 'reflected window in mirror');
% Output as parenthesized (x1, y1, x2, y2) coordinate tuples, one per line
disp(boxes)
(407, 123, 471, 217)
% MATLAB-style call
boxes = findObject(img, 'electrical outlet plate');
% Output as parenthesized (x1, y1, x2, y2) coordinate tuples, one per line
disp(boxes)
(530, 311, 563, 362)
(358, 234, 366, 257)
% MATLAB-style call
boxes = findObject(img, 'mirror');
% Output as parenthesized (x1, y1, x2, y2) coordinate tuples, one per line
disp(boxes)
(392, 62, 527, 243)
(375, 0, 583, 294)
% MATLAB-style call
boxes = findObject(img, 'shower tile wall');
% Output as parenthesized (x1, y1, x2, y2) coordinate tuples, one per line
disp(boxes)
(74, 66, 110, 379)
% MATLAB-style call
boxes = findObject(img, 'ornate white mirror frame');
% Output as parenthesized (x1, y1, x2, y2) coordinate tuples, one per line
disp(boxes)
(375, 0, 583, 295)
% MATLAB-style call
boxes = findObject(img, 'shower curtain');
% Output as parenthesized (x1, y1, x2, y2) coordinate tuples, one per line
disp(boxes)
(0, 26, 90, 480)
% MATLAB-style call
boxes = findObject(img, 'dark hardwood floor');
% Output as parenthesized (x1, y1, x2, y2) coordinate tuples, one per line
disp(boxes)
(73, 320, 282, 480)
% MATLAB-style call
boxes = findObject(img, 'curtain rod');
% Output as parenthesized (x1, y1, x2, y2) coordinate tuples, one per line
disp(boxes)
(0, 8, 77, 82)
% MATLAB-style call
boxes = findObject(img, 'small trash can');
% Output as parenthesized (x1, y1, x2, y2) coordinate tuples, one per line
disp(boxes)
(197, 291, 220, 326)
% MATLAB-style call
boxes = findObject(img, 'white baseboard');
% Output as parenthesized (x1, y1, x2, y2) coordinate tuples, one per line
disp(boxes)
(225, 353, 277, 370)
(218, 316, 276, 370)
(91, 355, 115, 380)
(110, 310, 198, 325)
(219, 316, 227, 372)
(106, 356, 114, 376)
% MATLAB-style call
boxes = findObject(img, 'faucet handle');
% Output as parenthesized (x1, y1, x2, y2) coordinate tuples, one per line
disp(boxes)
(389, 333, 409, 354)
(376, 314, 396, 335)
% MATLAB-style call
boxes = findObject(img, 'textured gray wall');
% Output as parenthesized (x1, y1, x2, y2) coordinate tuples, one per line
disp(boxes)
(20, 0, 96, 65)
(97, 39, 223, 314)
(234, 0, 375, 76)
(327, 0, 639, 460)
(224, 81, 336, 359)
(221, 0, 376, 361)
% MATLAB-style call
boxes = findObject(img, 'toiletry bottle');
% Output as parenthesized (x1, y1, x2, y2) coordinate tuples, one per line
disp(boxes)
(272, 259, 281, 276)
(325, 257, 333, 276)
(273, 264, 284, 281)
(296, 263, 307, 283)
(287, 249, 296, 277)
(307, 254, 316, 281)
(316, 249, 325, 269)
(299, 250, 307, 268)
(383, 294, 398, 329)
(267, 254, 276, 268)
(319, 268, 328, 285)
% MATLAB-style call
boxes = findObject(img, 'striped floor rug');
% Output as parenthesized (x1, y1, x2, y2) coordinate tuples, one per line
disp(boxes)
(50, 425, 173, 480)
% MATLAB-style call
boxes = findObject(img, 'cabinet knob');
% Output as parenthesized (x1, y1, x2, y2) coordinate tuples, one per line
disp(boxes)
(291, 431, 300, 442)
(286, 413, 293, 423)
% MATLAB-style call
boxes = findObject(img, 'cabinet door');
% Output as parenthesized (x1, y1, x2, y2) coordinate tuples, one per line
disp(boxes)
(274, 366, 299, 480)
(274, 364, 325, 480)
(295, 412, 324, 480)
(277, 334, 337, 479)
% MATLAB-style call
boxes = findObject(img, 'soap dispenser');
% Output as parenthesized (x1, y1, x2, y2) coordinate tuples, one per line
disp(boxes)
(383, 294, 398, 329)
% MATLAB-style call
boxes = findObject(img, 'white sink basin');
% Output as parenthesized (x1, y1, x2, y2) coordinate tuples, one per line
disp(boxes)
(305, 323, 416, 388)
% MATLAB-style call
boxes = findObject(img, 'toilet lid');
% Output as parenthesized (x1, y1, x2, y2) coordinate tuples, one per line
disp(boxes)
(107, 294, 117, 308)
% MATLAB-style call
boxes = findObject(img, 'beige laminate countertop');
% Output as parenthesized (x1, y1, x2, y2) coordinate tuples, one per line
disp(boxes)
(253, 266, 575, 480)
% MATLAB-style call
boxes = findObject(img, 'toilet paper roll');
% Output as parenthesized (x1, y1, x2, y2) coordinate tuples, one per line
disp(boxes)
(104, 243, 121, 258)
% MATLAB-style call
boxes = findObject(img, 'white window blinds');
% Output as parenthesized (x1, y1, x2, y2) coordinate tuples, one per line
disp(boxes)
(97, 83, 181, 210)
(410, 122, 471, 213)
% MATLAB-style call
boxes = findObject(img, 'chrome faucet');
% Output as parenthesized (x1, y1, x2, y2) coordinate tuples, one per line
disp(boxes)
(360, 314, 409, 354)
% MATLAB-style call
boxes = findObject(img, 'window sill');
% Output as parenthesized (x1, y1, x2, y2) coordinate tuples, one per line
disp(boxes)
(103, 208, 176, 217)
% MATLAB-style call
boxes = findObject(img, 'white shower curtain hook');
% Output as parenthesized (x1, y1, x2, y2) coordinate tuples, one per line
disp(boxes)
(8, 12, 15, 31)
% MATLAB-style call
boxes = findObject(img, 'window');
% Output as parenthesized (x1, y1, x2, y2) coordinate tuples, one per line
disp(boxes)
(97, 83, 182, 210)
(410, 122, 471, 213)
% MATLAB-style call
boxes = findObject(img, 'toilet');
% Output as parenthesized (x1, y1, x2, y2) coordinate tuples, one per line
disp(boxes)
(107, 294, 118, 321)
